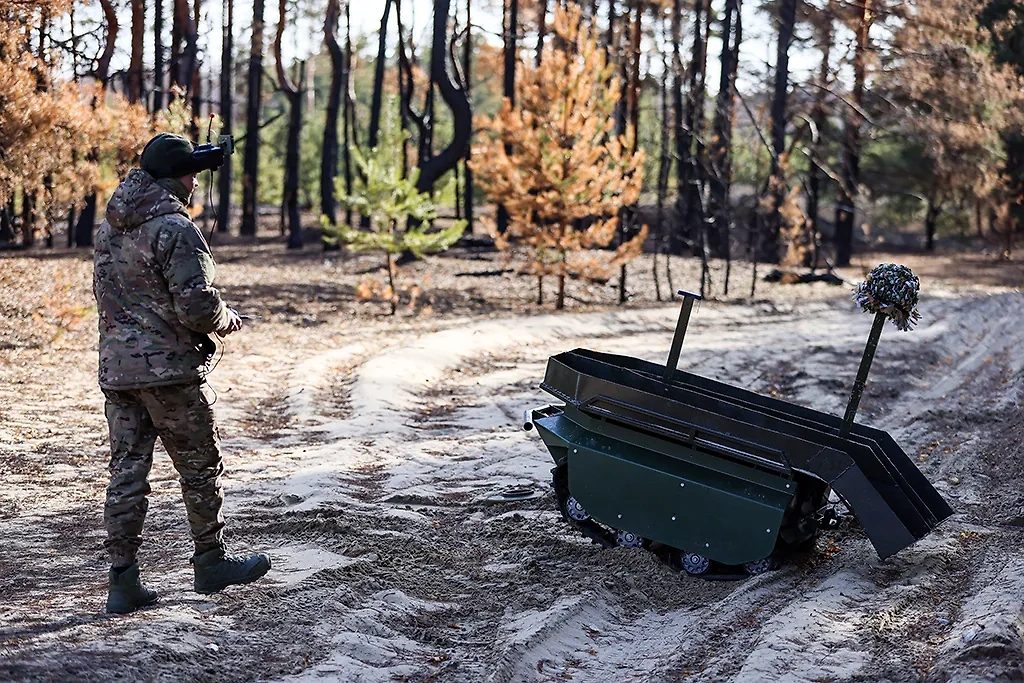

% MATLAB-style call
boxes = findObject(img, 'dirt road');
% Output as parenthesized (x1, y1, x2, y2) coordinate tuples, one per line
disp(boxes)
(1, 249, 1022, 682)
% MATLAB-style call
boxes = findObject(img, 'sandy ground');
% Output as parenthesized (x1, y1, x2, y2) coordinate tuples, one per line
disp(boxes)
(1, 242, 1022, 683)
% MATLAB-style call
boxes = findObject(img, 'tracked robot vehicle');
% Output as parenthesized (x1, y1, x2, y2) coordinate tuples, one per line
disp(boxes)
(524, 265, 952, 577)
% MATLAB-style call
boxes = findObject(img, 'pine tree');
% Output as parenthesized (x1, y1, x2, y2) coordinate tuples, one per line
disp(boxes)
(473, 5, 648, 310)
(323, 128, 467, 315)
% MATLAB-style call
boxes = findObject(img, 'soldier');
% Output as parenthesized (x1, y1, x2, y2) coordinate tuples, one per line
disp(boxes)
(94, 133, 271, 614)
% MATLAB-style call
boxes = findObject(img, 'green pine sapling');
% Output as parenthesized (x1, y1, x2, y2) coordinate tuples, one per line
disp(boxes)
(323, 131, 467, 314)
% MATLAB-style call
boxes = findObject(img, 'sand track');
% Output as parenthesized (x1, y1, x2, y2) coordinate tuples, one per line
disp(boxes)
(1, 273, 1022, 682)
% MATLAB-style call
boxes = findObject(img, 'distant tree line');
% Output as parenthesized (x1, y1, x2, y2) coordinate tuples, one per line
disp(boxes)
(2, 0, 1023, 277)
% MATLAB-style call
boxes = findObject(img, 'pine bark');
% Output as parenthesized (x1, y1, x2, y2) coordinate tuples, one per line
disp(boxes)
(153, 0, 165, 110)
(322, 0, 345, 228)
(835, 0, 870, 267)
(761, 0, 798, 263)
(275, 0, 304, 249)
(462, 0, 474, 234)
(240, 0, 265, 236)
(74, 0, 117, 248)
(217, 0, 233, 233)
(368, 0, 394, 151)
(707, 0, 741, 261)
(496, 0, 519, 234)
(416, 0, 472, 194)
(128, 0, 145, 103)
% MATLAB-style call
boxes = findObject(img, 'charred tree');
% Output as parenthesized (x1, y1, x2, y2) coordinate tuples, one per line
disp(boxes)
(217, 0, 233, 233)
(275, 0, 304, 249)
(807, 10, 832, 270)
(240, 0, 265, 236)
(416, 0, 472, 194)
(73, 0, 118, 247)
(536, 0, 548, 66)
(670, 0, 684, 253)
(154, 0, 165, 110)
(463, 0, 474, 234)
(322, 0, 346, 231)
(342, 0, 355, 227)
(835, 0, 870, 266)
(760, 0, 798, 263)
(368, 0, 394, 151)
(128, 0, 145, 102)
(496, 0, 518, 234)
(707, 0, 741, 261)
(677, 0, 710, 252)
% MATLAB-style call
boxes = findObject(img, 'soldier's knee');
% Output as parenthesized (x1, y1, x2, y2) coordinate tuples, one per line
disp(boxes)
(173, 448, 224, 486)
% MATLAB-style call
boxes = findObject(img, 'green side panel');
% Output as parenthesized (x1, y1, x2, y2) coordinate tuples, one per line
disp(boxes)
(535, 414, 792, 566)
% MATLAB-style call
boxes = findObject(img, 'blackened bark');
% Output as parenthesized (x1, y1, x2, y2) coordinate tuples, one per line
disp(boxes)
(678, 0, 709, 251)
(368, 0, 394, 151)
(154, 0, 165, 110)
(496, 0, 518, 234)
(761, 0, 797, 263)
(807, 15, 832, 271)
(190, 0, 202, 136)
(0, 198, 14, 243)
(835, 0, 869, 267)
(96, 0, 117, 85)
(322, 0, 345, 226)
(463, 0, 474, 234)
(707, 0, 741, 260)
(241, 0, 265, 236)
(925, 194, 941, 251)
(275, 0, 304, 249)
(217, 0, 233, 233)
(75, 0, 117, 248)
(128, 0, 145, 102)
(342, 1, 355, 227)
(670, 0, 684, 253)
(416, 0, 472, 194)
(536, 0, 548, 66)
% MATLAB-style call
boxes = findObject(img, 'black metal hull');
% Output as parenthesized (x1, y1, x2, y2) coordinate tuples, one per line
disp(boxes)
(537, 348, 953, 560)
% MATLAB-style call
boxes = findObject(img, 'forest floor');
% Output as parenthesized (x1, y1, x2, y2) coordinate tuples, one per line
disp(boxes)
(1, 238, 1023, 683)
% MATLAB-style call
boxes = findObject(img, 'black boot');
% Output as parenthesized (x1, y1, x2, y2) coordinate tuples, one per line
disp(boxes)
(106, 563, 159, 614)
(192, 548, 271, 595)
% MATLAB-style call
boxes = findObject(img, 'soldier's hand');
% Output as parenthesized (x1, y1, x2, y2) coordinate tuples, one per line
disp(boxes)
(218, 308, 243, 336)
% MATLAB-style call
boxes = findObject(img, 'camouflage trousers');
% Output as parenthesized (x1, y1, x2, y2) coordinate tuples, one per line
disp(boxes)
(102, 381, 225, 567)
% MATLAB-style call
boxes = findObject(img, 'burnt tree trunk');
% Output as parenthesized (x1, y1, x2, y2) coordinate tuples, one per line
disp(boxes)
(217, 0, 233, 233)
(463, 0, 474, 234)
(760, 0, 798, 263)
(128, 0, 145, 102)
(835, 0, 870, 267)
(416, 0, 472, 194)
(707, 0, 741, 262)
(496, 0, 519, 234)
(536, 0, 548, 66)
(322, 0, 345, 230)
(368, 0, 393, 151)
(678, 0, 709, 252)
(74, 0, 117, 248)
(240, 0, 265, 236)
(807, 14, 832, 271)
(342, 0, 355, 228)
(925, 194, 941, 251)
(153, 0, 165, 110)
(617, 0, 642, 304)
(190, 0, 202, 136)
(275, 0, 304, 249)
(670, 0, 684, 254)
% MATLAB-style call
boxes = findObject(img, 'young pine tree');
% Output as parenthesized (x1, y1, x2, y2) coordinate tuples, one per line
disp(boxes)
(323, 128, 466, 315)
(473, 5, 648, 310)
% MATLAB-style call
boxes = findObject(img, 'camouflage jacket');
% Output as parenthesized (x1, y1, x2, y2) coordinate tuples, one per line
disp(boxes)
(94, 169, 232, 390)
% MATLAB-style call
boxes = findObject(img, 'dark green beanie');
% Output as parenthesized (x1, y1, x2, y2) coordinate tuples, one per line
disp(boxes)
(140, 133, 195, 179)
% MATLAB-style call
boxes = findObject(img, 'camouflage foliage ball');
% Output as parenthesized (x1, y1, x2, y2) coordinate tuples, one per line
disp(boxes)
(853, 263, 921, 331)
